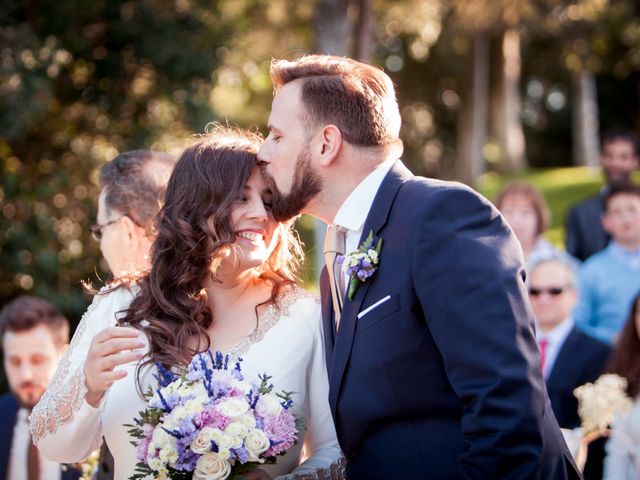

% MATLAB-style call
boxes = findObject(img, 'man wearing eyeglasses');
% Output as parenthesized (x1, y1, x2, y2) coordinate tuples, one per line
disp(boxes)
(90, 149, 175, 479)
(93, 150, 176, 279)
(529, 253, 611, 479)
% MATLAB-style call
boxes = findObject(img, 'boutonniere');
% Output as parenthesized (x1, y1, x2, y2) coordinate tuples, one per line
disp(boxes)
(337, 230, 382, 300)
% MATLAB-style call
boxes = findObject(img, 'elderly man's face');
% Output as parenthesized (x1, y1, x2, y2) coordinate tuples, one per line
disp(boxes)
(2, 324, 65, 409)
(528, 261, 577, 332)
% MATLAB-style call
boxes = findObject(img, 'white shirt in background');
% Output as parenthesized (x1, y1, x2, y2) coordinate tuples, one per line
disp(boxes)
(9, 408, 61, 480)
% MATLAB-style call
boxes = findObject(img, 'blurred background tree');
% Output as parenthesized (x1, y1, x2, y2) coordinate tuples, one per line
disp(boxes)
(1, 0, 640, 340)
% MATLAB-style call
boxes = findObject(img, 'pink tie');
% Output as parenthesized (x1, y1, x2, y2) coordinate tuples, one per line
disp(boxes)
(538, 338, 548, 372)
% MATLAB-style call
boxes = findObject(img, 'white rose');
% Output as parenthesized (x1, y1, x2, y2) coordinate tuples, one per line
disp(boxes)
(244, 429, 270, 462)
(367, 249, 378, 262)
(239, 413, 257, 429)
(151, 426, 173, 449)
(191, 427, 221, 454)
(225, 421, 248, 439)
(216, 398, 250, 418)
(255, 394, 283, 418)
(193, 452, 231, 480)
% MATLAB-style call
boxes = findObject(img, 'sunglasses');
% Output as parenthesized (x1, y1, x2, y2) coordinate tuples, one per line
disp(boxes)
(529, 286, 568, 297)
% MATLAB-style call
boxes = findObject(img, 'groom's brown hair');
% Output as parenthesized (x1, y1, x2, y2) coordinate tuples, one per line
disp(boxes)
(270, 55, 402, 148)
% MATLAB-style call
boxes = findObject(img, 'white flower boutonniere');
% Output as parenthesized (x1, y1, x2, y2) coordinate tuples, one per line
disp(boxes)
(337, 230, 382, 300)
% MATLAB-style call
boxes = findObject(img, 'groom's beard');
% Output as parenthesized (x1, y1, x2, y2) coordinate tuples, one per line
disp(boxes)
(264, 146, 322, 222)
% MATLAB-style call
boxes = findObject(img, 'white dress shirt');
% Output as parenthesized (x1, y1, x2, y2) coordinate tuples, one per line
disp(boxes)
(9, 408, 61, 480)
(332, 159, 396, 289)
(535, 318, 574, 380)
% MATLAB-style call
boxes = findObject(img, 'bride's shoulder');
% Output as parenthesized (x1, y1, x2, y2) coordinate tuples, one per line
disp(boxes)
(82, 282, 138, 327)
(274, 285, 321, 328)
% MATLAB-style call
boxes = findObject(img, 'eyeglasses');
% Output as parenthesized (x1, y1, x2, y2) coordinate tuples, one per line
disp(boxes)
(90, 216, 125, 241)
(529, 286, 569, 297)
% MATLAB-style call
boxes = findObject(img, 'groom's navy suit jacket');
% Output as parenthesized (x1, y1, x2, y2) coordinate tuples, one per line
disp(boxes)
(320, 161, 581, 479)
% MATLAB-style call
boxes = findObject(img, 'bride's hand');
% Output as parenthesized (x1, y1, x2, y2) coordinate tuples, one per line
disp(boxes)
(84, 326, 145, 407)
(241, 470, 273, 480)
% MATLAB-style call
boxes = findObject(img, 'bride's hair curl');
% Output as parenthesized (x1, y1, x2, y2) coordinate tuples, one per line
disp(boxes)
(120, 126, 303, 384)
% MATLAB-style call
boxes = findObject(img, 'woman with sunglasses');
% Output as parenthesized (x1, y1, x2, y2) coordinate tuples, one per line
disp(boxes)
(31, 128, 343, 479)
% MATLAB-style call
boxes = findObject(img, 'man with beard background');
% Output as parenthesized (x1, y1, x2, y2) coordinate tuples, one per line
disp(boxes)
(0, 296, 80, 480)
(257, 55, 580, 479)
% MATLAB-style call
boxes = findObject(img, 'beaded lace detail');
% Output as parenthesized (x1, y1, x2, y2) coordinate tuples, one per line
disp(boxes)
(285, 457, 347, 480)
(29, 293, 101, 444)
(227, 285, 318, 359)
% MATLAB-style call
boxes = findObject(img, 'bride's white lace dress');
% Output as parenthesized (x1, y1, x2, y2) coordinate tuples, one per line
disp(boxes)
(30, 285, 344, 479)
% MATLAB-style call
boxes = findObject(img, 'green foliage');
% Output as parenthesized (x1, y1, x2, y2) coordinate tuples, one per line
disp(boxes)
(0, 0, 233, 323)
(478, 168, 640, 246)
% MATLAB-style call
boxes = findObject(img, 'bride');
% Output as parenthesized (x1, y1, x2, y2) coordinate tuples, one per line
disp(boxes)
(31, 128, 343, 479)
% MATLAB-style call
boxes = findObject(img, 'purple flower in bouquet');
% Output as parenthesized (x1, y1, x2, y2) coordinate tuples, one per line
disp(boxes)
(125, 351, 301, 480)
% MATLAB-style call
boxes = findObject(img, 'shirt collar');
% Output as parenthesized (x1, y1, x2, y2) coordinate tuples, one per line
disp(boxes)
(537, 317, 574, 345)
(609, 241, 640, 267)
(333, 159, 395, 233)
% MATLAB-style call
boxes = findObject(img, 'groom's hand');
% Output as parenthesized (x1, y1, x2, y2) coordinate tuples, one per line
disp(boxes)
(84, 326, 145, 407)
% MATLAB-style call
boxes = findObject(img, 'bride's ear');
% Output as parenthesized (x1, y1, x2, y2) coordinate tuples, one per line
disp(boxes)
(317, 125, 342, 167)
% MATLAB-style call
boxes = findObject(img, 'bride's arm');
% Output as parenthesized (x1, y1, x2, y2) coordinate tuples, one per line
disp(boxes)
(29, 286, 134, 462)
(278, 298, 345, 480)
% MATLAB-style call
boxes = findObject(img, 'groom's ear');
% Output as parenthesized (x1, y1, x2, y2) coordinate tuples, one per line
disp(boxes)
(317, 125, 342, 167)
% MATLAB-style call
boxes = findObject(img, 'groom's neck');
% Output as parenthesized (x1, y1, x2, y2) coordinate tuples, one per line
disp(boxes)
(304, 146, 397, 224)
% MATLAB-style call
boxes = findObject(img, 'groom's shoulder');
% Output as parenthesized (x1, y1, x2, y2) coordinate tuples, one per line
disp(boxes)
(398, 175, 492, 211)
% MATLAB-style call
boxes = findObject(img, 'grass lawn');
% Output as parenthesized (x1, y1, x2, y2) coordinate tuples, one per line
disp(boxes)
(478, 168, 640, 248)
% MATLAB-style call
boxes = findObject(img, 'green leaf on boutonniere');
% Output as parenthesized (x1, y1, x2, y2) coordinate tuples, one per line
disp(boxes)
(343, 230, 382, 301)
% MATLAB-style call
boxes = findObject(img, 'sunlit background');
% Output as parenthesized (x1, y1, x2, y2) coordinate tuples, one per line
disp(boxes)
(1, 1, 640, 391)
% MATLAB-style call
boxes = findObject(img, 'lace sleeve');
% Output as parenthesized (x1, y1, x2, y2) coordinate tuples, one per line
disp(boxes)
(284, 457, 347, 479)
(30, 286, 135, 462)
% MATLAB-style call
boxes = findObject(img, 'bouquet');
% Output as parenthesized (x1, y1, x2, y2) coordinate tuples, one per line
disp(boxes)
(127, 351, 302, 480)
(574, 373, 633, 435)
(566, 373, 634, 471)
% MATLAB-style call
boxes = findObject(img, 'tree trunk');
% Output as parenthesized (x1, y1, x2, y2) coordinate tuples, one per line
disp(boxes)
(456, 32, 490, 186)
(354, 0, 373, 61)
(314, 0, 351, 56)
(572, 67, 600, 167)
(491, 27, 526, 172)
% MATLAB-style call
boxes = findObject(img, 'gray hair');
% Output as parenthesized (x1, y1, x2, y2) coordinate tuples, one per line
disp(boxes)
(527, 251, 580, 288)
(99, 150, 176, 233)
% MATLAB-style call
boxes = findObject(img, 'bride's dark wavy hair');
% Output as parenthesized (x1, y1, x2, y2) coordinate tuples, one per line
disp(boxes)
(120, 126, 303, 378)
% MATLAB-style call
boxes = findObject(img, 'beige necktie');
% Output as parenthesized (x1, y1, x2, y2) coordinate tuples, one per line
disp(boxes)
(324, 224, 346, 328)
(27, 432, 40, 480)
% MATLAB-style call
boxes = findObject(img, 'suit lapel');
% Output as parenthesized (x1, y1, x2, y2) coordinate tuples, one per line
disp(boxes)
(328, 160, 412, 412)
(547, 328, 578, 388)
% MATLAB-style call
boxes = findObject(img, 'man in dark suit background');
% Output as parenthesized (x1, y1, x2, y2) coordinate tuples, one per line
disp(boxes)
(565, 128, 638, 261)
(528, 253, 611, 427)
(258, 54, 580, 479)
(528, 253, 611, 479)
(0, 296, 80, 480)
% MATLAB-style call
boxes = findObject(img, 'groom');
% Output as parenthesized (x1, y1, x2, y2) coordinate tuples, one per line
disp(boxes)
(257, 55, 581, 479)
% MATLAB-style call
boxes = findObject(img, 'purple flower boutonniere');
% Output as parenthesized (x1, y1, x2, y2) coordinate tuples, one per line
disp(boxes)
(337, 230, 382, 301)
